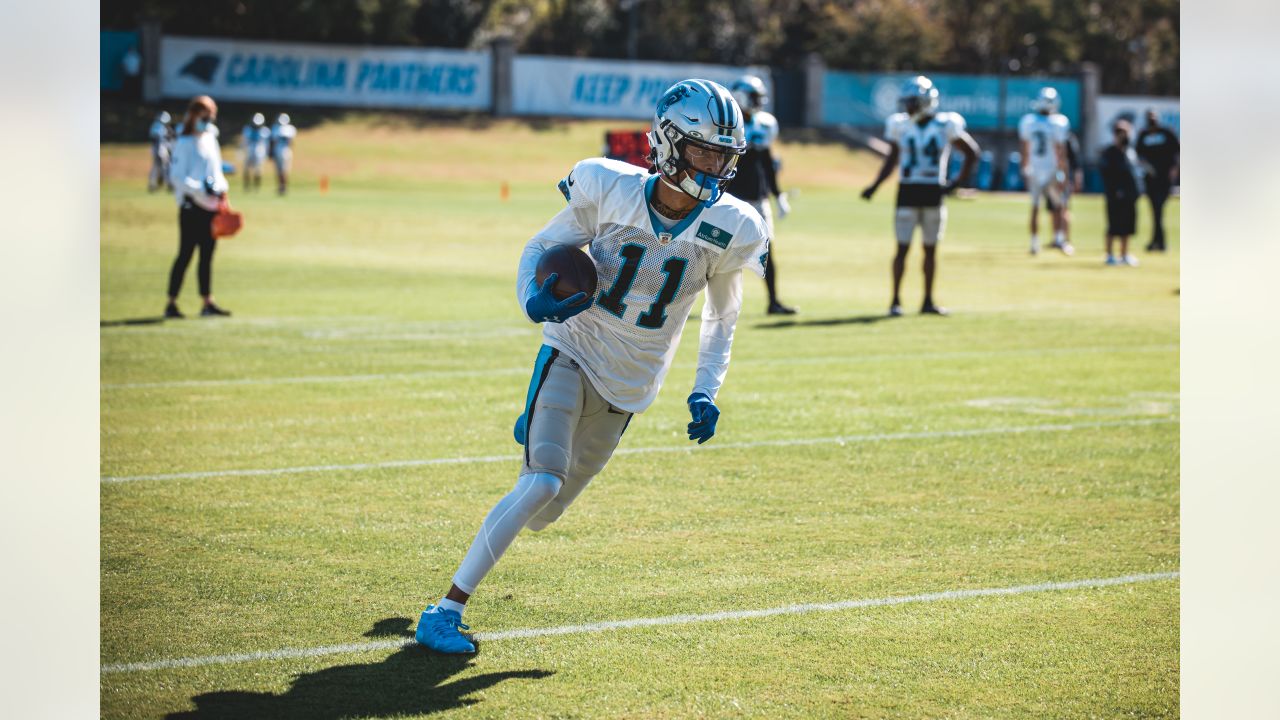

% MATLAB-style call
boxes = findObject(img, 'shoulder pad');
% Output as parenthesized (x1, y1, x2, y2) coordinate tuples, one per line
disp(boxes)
(707, 194, 769, 246)
(559, 156, 648, 204)
(939, 112, 966, 131)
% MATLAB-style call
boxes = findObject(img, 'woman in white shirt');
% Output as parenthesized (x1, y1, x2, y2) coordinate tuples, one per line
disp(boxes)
(166, 95, 231, 318)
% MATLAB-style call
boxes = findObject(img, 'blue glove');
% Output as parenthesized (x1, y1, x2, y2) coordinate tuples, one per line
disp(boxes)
(525, 273, 592, 323)
(686, 392, 720, 444)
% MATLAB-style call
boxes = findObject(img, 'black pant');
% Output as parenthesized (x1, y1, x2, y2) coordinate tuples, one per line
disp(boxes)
(1146, 175, 1171, 249)
(168, 201, 217, 298)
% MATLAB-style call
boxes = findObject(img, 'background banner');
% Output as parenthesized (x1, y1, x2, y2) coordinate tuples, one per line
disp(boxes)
(822, 71, 1082, 131)
(512, 56, 771, 119)
(159, 36, 491, 111)
(1094, 95, 1180, 151)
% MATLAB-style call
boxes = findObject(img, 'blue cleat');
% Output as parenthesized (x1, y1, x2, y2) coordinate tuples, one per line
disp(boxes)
(415, 606, 476, 654)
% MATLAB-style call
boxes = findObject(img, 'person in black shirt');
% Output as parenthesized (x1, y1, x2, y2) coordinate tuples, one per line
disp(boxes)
(727, 75, 796, 315)
(1136, 109, 1179, 252)
(1100, 120, 1144, 267)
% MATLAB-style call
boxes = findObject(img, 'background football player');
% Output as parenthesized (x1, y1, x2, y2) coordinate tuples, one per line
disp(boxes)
(727, 74, 796, 315)
(270, 113, 296, 195)
(1018, 87, 1073, 256)
(414, 80, 769, 654)
(147, 111, 173, 193)
(240, 113, 270, 192)
(861, 76, 979, 317)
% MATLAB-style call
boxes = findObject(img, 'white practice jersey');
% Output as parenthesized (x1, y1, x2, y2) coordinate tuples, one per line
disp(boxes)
(885, 112, 967, 185)
(242, 125, 270, 162)
(272, 123, 296, 155)
(1018, 112, 1070, 175)
(149, 121, 169, 145)
(521, 158, 769, 413)
(744, 110, 779, 149)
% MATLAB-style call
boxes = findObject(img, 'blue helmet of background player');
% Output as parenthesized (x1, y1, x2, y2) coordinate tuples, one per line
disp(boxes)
(1033, 87, 1060, 115)
(647, 79, 748, 206)
(729, 75, 769, 115)
(899, 75, 939, 120)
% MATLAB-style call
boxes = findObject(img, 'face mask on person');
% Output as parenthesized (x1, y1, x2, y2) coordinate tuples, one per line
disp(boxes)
(195, 118, 212, 132)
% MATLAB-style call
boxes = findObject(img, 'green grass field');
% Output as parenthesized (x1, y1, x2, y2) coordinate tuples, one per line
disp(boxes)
(101, 117, 1178, 719)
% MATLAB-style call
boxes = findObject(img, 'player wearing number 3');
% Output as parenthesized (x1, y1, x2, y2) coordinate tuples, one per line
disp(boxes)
(863, 75, 979, 317)
(1019, 87, 1074, 256)
(414, 79, 769, 654)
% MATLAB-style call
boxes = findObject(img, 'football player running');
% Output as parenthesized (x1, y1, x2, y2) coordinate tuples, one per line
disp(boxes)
(240, 113, 270, 192)
(727, 74, 796, 315)
(862, 76, 979, 317)
(1018, 87, 1074, 256)
(414, 80, 770, 654)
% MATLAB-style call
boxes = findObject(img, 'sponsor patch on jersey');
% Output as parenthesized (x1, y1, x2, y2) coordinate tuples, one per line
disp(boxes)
(695, 222, 732, 249)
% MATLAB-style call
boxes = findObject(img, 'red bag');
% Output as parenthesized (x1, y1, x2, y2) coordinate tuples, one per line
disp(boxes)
(211, 199, 244, 238)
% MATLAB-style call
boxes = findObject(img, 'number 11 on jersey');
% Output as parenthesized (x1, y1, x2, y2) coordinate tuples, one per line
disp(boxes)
(597, 244, 687, 330)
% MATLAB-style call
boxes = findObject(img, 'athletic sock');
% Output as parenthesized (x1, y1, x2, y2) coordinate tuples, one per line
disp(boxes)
(1054, 231, 1065, 245)
(436, 597, 466, 616)
(1030, 234, 1039, 247)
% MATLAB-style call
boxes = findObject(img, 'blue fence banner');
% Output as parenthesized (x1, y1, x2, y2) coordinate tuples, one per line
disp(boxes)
(512, 56, 771, 119)
(102, 30, 140, 90)
(822, 71, 1081, 131)
(160, 36, 491, 110)
(1094, 95, 1179, 152)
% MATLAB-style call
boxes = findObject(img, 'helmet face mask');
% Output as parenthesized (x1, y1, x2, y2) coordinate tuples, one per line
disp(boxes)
(648, 79, 747, 206)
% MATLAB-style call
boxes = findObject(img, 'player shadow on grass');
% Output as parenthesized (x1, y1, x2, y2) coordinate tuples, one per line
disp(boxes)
(100, 316, 167, 327)
(165, 617, 553, 720)
(754, 313, 897, 329)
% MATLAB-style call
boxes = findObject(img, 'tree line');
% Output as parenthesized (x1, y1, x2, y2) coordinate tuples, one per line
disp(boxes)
(104, 0, 1178, 95)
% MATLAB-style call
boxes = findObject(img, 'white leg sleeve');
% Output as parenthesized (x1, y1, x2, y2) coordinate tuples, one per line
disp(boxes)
(451, 471, 562, 595)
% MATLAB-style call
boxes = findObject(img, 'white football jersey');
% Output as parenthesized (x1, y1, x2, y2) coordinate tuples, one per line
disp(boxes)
(149, 120, 168, 144)
(885, 112, 967, 185)
(534, 158, 769, 413)
(242, 125, 269, 161)
(272, 123, 296, 147)
(744, 111, 779, 149)
(1018, 112, 1070, 174)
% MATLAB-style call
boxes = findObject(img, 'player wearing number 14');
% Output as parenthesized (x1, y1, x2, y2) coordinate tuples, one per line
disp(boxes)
(413, 79, 769, 654)
(862, 75, 980, 317)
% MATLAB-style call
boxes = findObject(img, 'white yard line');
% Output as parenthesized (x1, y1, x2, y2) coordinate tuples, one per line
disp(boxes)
(101, 417, 1176, 484)
(100, 570, 1179, 675)
(101, 344, 1176, 390)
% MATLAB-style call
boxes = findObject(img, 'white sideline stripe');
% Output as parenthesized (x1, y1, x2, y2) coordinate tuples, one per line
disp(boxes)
(100, 417, 1176, 484)
(101, 344, 1176, 390)
(100, 571, 1179, 675)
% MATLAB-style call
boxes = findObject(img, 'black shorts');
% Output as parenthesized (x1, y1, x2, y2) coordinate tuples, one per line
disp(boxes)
(895, 183, 945, 208)
(1105, 198, 1137, 236)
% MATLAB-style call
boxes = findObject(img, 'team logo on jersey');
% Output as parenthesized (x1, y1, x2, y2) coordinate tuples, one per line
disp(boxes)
(695, 222, 732, 249)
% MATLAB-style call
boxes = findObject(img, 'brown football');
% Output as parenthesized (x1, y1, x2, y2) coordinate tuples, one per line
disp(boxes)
(535, 245, 599, 301)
